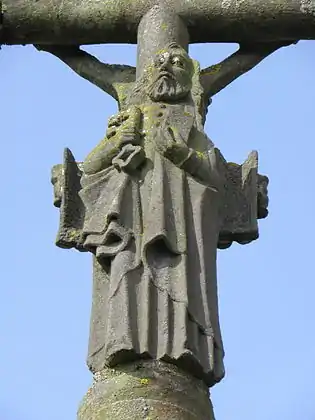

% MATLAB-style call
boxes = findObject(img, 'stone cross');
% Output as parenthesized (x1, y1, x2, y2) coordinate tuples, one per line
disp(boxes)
(3, 1, 313, 419)
(48, 5, 273, 419)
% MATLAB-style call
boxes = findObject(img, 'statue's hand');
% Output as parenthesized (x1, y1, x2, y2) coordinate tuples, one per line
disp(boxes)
(83, 106, 143, 175)
(112, 144, 145, 174)
(106, 106, 144, 173)
(106, 106, 142, 148)
(154, 123, 190, 167)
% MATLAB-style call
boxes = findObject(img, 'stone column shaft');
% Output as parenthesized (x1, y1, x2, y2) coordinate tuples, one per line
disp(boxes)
(78, 361, 215, 420)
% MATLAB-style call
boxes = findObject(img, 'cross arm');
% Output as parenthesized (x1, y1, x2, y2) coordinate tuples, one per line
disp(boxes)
(35, 45, 136, 101)
(200, 42, 294, 99)
(1, 0, 315, 45)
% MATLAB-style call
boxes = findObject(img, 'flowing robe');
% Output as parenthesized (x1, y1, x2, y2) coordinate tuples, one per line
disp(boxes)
(79, 102, 225, 386)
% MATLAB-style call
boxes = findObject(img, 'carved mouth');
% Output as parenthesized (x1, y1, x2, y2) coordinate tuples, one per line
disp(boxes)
(158, 71, 174, 79)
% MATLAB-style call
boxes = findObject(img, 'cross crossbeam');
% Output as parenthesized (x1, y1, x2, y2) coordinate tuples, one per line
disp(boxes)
(1, 0, 315, 45)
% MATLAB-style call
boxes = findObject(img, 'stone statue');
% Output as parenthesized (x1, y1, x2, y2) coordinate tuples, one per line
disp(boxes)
(42, 4, 286, 406)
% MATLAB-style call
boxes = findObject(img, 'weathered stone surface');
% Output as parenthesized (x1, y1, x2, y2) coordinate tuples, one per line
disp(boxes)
(51, 35, 269, 392)
(2, 0, 315, 45)
(78, 360, 215, 420)
(44, 5, 274, 419)
(136, 5, 189, 79)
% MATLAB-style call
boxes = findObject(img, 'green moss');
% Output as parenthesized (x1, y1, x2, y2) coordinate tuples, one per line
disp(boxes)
(115, 82, 133, 109)
(160, 22, 168, 31)
(156, 47, 168, 55)
(204, 64, 221, 75)
(66, 228, 81, 243)
(78, 361, 214, 420)
(196, 150, 207, 159)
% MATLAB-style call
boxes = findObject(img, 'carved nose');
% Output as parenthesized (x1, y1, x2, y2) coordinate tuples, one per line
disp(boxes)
(159, 57, 171, 71)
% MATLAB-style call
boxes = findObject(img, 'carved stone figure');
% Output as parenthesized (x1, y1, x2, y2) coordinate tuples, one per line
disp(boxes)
(43, 3, 278, 396)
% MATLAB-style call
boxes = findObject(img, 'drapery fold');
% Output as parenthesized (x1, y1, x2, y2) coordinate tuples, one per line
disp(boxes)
(81, 141, 225, 386)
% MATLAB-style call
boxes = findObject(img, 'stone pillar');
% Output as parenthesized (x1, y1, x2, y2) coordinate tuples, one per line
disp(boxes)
(136, 4, 189, 79)
(78, 360, 215, 420)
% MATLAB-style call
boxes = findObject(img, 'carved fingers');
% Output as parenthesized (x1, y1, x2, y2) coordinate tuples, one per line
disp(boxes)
(112, 144, 145, 173)
(106, 106, 142, 146)
(107, 111, 129, 131)
(107, 106, 141, 129)
(106, 111, 129, 139)
(105, 106, 145, 172)
(154, 123, 190, 167)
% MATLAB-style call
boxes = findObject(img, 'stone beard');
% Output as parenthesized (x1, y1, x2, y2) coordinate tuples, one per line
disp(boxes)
(148, 74, 179, 102)
(132, 43, 194, 105)
(147, 71, 190, 102)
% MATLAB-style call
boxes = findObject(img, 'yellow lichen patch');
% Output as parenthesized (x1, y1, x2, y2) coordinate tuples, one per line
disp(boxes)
(156, 48, 168, 55)
(169, 126, 179, 135)
(196, 150, 207, 159)
(205, 64, 222, 75)
(67, 228, 80, 241)
(114, 82, 133, 109)
(160, 22, 168, 31)
(140, 378, 150, 385)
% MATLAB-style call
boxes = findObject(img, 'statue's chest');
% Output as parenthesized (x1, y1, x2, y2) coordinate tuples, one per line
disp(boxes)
(140, 103, 195, 138)
(140, 103, 209, 155)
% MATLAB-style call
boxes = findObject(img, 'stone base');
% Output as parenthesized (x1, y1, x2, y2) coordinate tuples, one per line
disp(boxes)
(78, 360, 215, 419)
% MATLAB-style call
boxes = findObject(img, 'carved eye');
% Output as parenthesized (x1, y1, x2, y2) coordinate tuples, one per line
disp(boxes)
(172, 57, 184, 68)
(158, 56, 165, 65)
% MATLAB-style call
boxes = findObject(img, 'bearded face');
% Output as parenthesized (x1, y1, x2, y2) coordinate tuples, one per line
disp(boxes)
(147, 47, 193, 103)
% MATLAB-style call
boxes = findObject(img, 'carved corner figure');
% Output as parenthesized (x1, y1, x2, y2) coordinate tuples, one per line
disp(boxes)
(39, 5, 292, 418)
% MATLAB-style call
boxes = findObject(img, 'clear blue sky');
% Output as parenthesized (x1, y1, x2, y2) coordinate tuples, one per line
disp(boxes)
(1, 40, 314, 420)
